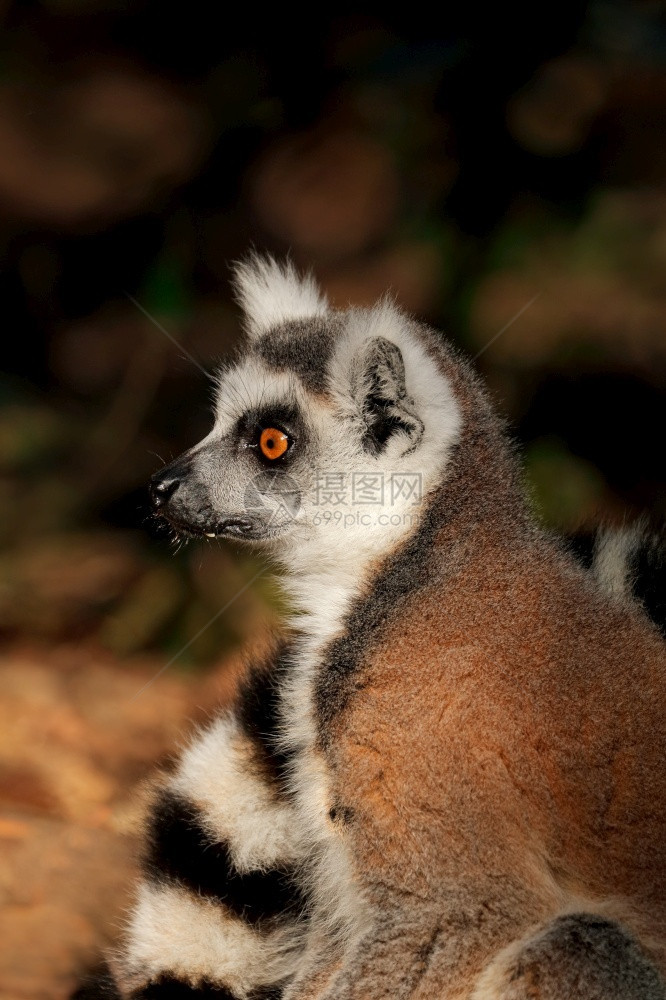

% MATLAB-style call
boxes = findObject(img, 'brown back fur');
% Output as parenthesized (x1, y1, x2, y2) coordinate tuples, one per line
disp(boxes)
(316, 339, 666, 995)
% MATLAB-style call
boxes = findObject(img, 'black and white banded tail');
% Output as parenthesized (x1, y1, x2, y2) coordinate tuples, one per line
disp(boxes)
(570, 520, 666, 636)
(72, 643, 308, 1000)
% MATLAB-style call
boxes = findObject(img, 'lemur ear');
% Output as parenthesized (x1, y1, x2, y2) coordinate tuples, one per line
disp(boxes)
(232, 254, 329, 338)
(353, 337, 424, 455)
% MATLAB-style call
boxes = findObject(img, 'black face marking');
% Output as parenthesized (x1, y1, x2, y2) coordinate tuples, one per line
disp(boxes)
(143, 790, 308, 926)
(235, 403, 304, 468)
(236, 642, 294, 794)
(254, 319, 336, 393)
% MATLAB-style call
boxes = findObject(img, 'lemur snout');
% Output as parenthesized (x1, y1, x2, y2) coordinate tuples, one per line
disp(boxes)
(149, 456, 191, 510)
(149, 474, 180, 508)
(149, 454, 256, 539)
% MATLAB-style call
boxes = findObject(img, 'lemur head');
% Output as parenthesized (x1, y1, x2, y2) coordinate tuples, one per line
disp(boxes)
(150, 256, 462, 576)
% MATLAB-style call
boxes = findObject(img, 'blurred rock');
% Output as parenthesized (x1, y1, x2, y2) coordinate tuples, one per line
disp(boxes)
(0, 532, 142, 638)
(0, 64, 207, 228)
(98, 563, 185, 656)
(0, 641, 244, 998)
(50, 312, 143, 395)
(506, 56, 607, 156)
(524, 437, 612, 531)
(601, 63, 666, 185)
(469, 190, 666, 376)
(52, 297, 234, 397)
(249, 127, 399, 260)
(0, 404, 70, 471)
(320, 239, 445, 315)
(185, 300, 241, 368)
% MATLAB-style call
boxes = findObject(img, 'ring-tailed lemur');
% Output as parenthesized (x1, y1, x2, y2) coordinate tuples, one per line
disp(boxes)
(76, 256, 666, 1000)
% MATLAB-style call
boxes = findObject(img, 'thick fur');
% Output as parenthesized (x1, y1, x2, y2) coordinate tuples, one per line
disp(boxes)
(81, 257, 666, 999)
(592, 523, 666, 635)
(234, 255, 329, 340)
(472, 913, 666, 999)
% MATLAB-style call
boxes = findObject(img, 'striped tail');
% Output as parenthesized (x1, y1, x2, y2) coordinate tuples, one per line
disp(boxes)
(72, 965, 121, 999)
(73, 642, 309, 999)
(569, 519, 666, 636)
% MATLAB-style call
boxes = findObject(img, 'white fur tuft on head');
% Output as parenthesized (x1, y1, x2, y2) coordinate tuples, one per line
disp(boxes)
(232, 254, 329, 338)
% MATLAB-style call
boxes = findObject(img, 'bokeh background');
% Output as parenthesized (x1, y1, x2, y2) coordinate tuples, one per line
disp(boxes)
(1, 3, 665, 997)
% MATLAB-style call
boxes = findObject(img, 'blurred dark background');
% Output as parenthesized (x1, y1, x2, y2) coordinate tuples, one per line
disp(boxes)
(1, 0, 665, 665)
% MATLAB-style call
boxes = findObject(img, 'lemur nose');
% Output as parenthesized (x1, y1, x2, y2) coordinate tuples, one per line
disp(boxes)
(150, 474, 180, 508)
(150, 455, 193, 509)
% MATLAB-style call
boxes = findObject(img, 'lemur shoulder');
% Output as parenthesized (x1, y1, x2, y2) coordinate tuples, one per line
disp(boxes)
(76, 256, 666, 1000)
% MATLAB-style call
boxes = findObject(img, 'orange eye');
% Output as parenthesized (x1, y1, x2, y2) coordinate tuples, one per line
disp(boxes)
(259, 427, 290, 460)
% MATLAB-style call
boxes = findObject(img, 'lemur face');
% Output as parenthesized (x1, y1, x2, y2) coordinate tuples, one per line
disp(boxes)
(150, 258, 461, 566)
